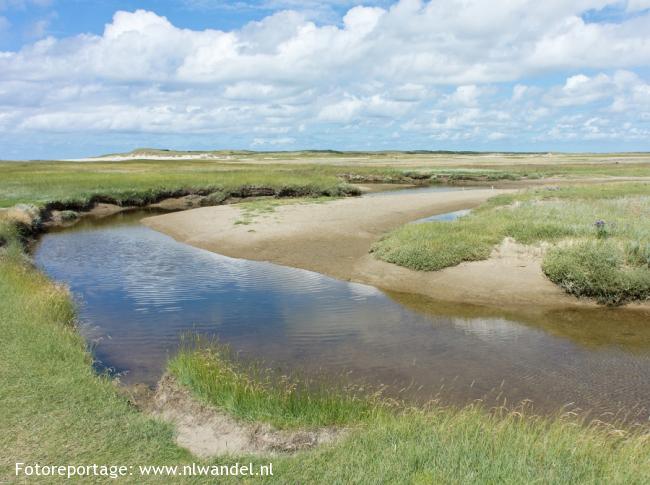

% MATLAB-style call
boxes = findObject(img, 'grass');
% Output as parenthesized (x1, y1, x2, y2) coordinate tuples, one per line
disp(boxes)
(543, 241, 650, 304)
(0, 160, 368, 208)
(2, 155, 650, 208)
(372, 183, 650, 304)
(0, 217, 18, 247)
(1, 206, 649, 483)
(169, 341, 386, 429)
(272, 407, 649, 484)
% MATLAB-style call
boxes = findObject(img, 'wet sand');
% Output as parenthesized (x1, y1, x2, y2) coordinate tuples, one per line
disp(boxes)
(142, 188, 609, 309)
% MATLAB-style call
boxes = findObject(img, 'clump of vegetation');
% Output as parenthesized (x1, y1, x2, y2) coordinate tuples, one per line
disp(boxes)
(169, 341, 386, 429)
(371, 216, 503, 270)
(200, 190, 228, 206)
(543, 241, 650, 305)
(59, 210, 79, 222)
(372, 183, 650, 304)
(0, 217, 15, 248)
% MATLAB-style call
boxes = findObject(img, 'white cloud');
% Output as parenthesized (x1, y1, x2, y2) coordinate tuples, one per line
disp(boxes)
(511, 85, 528, 102)
(318, 97, 364, 122)
(25, 17, 50, 38)
(251, 136, 296, 146)
(544, 70, 650, 110)
(4, 3, 650, 84)
(446, 85, 483, 107)
(488, 131, 507, 140)
(626, 0, 650, 12)
(0, 2, 650, 152)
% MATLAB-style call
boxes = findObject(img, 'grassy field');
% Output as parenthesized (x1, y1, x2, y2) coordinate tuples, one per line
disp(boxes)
(2, 155, 650, 483)
(372, 183, 650, 305)
(2, 153, 650, 208)
(1, 246, 648, 483)
(0, 161, 368, 208)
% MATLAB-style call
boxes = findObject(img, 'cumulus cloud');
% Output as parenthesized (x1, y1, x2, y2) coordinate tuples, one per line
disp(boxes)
(626, 0, 650, 11)
(0, 1, 649, 154)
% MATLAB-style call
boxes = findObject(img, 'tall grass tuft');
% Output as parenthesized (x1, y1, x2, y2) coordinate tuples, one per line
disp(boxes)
(543, 240, 650, 305)
(168, 339, 388, 429)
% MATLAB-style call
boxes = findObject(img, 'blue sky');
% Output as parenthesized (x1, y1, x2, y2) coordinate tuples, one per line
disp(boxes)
(1, 0, 650, 159)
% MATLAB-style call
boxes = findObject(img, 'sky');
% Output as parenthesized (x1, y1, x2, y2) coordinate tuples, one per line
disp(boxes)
(1, 1, 650, 159)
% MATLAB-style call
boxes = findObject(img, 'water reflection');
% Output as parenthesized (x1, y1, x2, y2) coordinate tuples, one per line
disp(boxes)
(411, 209, 471, 224)
(363, 186, 478, 197)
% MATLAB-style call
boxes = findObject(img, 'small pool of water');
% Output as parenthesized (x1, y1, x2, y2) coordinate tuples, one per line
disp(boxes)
(33, 205, 650, 422)
(412, 209, 471, 224)
(363, 185, 479, 197)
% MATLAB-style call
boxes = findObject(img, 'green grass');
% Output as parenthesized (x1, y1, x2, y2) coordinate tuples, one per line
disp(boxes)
(0, 160, 370, 208)
(2, 156, 650, 208)
(372, 183, 650, 304)
(169, 342, 386, 429)
(0, 217, 18, 247)
(272, 407, 649, 484)
(543, 241, 650, 304)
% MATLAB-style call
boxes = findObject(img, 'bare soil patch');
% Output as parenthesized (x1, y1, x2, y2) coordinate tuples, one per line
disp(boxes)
(127, 375, 342, 458)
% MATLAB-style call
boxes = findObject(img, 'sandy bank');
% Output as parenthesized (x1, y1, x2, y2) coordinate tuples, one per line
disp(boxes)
(141, 188, 647, 309)
(126, 375, 340, 458)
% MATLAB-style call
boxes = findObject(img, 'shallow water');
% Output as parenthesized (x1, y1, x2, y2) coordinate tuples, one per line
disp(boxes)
(412, 209, 471, 223)
(364, 185, 479, 197)
(34, 205, 650, 422)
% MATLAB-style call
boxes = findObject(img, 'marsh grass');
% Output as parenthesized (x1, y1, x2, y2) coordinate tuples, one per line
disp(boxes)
(169, 340, 387, 429)
(271, 405, 650, 484)
(0, 160, 365, 208)
(372, 183, 650, 304)
(3, 157, 650, 208)
(0, 217, 16, 247)
(543, 241, 650, 305)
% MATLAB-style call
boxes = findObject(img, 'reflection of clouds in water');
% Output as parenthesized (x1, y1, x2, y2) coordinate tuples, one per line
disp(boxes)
(451, 317, 533, 344)
(39, 222, 382, 316)
(347, 281, 383, 300)
(50, 225, 340, 312)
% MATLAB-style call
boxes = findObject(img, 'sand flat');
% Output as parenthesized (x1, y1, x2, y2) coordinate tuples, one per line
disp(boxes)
(142, 189, 603, 309)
